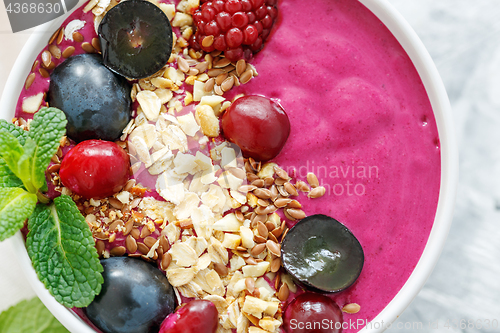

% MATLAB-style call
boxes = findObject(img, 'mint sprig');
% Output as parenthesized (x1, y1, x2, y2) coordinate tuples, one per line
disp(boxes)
(0, 107, 103, 308)
(0, 297, 69, 333)
(27, 195, 103, 308)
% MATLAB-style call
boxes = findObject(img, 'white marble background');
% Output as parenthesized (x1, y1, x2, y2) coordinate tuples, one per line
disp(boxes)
(1, 0, 500, 332)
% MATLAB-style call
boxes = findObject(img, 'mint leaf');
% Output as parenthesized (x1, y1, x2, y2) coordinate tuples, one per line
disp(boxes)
(27, 107, 67, 190)
(0, 131, 25, 180)
(0, 187, 37, 241)
(0, 119, 27, 145)
(27, 195, 103, 308)
(0, 157, 23, 188)
(0, 297, 69, 333)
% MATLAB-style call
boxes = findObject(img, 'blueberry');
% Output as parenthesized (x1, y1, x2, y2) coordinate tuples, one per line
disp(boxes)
(84, 257, 177, 333)
(48, 54, 131, 142)
(98, 0, 173, 79)
(281, 214, 364, 293)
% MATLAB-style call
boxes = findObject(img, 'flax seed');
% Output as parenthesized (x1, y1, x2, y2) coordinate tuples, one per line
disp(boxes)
(284, 182, 298, 196)
(48, 28, 61, 44)
(251, 179, 265, 188)
(123, 218, 134, 235)
(295, 180, 310, 192)
(342, 303, 361, 314)
(108, 197, 123, 209)
(137, 242, 150, 254)
(253, 187, 272, 199)
(214, 84, 223, 95)
(221, 75, 235, 92)
(245, 277, 255, 293)
(263, 177, 274, 187)
(109, 220, 124, 232)
(130, 228, 140, 239)
(159, 235, 170, 252)
(31, 60, 39, 72)
(124, 179, 136, 191)
(62, 46, 75, 58)
(307, 172, 320, 188)
(254, 235, 267, 244)
(257, 222, 269, 238)
(56, 28, 64, 44)
(269, 185, 279, 201)
(275, 178, 287, 186)
(195, 61, 209, 73)
(39, 67, 49, 78)
(287, 200, 302, 209)
(250, 243, 266, 256)
(277, 185, 289, 197)
(236, 59, 246, 76)
(287, 208, 306, 220)
(204, 77, 215, 92)
(140, 226, 152, 238)
(207, 68, 225, 77)
(247, 173, 259, 183)
(144, 236, 157, 248)
(202, 35, 215, 48)
(48, 44, 61, 59)
(214, 57, 231, 68)
(228, 167, 246, 179)
(278, 282, 289, 301)
(177, 56, 190, 72)
(161, 253, 172, 270)
(274, 198, 292, 208)
(239, 69, 253, 84)
(214, 262, 228, 276)
(271, 257, 281, 273)
(215, 72, 228, 85)
(126, 235, 138, 253)
(245, 256, 258, 265)
(92, 37, 101, 53)
(274, 272, 281, 290)
(238, 184, 257, 192)
(96, 240, 105, 256)
(308, 186, 326, 198)
(110, 246, 126, 256)
(81, 42, 96, 53)
(274, 166, 289, 180)
(73, 31, 84, 43)
(266, 240, 281, 257)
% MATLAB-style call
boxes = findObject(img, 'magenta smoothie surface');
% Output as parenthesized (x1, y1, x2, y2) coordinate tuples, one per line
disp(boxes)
(14, 0, 441, 332)
(232, 0, 441, 328)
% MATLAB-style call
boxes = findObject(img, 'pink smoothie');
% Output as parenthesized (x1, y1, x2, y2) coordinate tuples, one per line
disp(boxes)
(229, 0, 440, 330)
(15, 0, 440, 332)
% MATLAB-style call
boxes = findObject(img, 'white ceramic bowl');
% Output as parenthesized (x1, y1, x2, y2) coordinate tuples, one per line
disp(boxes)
(0, 0, 458, 332)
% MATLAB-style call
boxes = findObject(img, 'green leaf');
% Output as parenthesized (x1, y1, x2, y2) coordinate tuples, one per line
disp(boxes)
(26, 195, 103, 308)
(0, 297, 69, 333)
(0, 131, 25, 180)
(0, 157, 23, 188)
(0, 119, 28, 145)
(27, 107, 67, 191)
(0, 187, 37, 241)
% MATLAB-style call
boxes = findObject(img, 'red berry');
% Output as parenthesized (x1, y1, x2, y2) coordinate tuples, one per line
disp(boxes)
(221, 95, 290, 161)
(250, 0, 265, 10)
(201, 6, 216, 21)
(226, 27, 243, 48)
(191, 0, 278, 61)
(241, 0, 252, 11)
(225, 0, 242, 13)
(205, 20, 221, 35)
(255, 5, 267, 19)
(159, 300, 218, 333)
(59, 140, 130, 199)
(224, 47, 243, 62)
(283, 293, 343, 333)
(216, 11, 232, 31)
(213, 0, 225, 11)
(243, 24, 258, 44)
(213, 34, 227, 50)
(232, 11, 249, 28)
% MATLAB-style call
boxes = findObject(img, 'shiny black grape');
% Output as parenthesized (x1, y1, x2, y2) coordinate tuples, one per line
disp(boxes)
(48, 53, 131, 142)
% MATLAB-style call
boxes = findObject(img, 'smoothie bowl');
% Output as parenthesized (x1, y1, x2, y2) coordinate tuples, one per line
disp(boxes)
(0, 0, 457, 332)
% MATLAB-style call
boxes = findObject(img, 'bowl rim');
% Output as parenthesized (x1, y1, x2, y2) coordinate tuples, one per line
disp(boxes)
(0, 0, 458, 332)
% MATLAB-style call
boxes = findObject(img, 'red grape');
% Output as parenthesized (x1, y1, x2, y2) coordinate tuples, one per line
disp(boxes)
(59, 140, 130, 199)
(221, 95, 290, 161)
(159, 300, 218, 333)
(283, 293, 343, 333)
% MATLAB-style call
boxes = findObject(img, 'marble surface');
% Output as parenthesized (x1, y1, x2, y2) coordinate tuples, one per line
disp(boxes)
(1, 0, 500, 332)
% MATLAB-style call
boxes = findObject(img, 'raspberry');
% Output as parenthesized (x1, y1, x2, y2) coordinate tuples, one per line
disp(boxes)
(193, 0, 278, 62)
